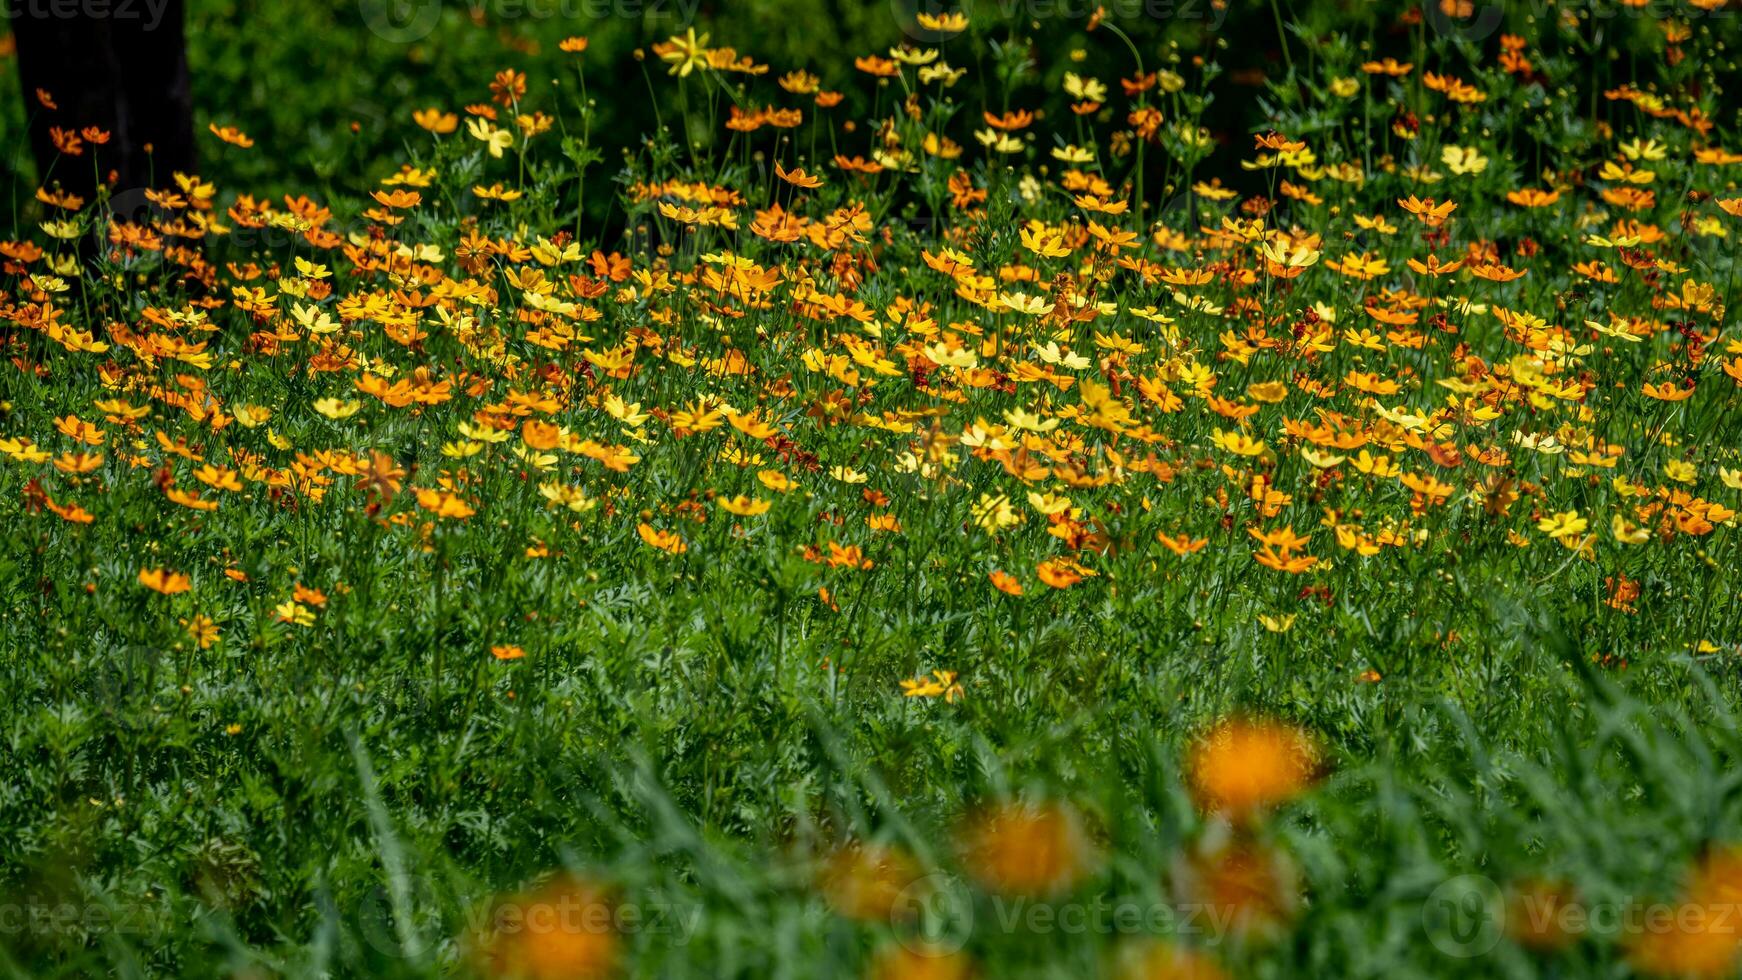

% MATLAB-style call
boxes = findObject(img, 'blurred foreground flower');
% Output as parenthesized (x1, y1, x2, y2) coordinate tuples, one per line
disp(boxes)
(1114, 940, 1229, 979)
(866, 943, 973, 980)
(820, 843, 923, 922)
(469, 876, 619, 980)
(1174, 838, 1298, 941)
(1628, 846, 1742, 978)
(1505, 877, 1580, 953)
(1187, 718, 1319, 816)
(960, 801, 1096, 896)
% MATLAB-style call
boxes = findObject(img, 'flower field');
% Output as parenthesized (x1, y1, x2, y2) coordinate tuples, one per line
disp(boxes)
(4, 1, 1742, 976)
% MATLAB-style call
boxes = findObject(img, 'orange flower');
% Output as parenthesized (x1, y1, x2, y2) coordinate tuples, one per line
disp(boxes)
(775, 161, 824, 189)
(489, 69, 527, 106)
(415, 489, 476, 520)
(1036, 556, 1095, 589)
(1507, 188, 1561, 207)
(1359, 58, 1413, 76)
(960, 802, 1096, 896)
(819, 843, 922, 922)
(1176, 839, 1299, 939)
(413, 108, 459, 134)
(207, 123, 254, 148)
(1397, 195, 1457, 226)
(1643, 381, 1696, 401)
(637, 523, 687, 554)
(49, 127, 83, 156)
(1505, 878, 1581, 952)
(522, 420, 561, 450)
(469, 876, 618, 980)
(1629, 846, 1742, 976)
(1187, 718, 1319, 815)
(865, 944, 973, 980)
(1157, 532, 1209, 556)
(1115, 941, 1229, 980)
(138, 568, 192, 595)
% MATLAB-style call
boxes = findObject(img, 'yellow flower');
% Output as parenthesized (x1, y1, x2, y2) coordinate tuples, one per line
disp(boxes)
(1536, 510, 1588, 541)
(273, 601, 316, 627)
(1211, 428, 1267, 457)
(900, 669, 964, 703)
(1440, 144, 1489, 175)
(972, 493, 1022, 532)
(1259, 613, 1298, 633)
(181, 615, 220, 649)
(657, 27, 711, 77)
(313, 398, 362, 420)
(717, 494, 770, 517)
(1050, 143, 1095, 164)
(465, 117, 513, 158)
(1612, 514, 1651, 544)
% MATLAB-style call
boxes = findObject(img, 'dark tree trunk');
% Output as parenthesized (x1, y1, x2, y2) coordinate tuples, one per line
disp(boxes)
(9, 0, 196, 201)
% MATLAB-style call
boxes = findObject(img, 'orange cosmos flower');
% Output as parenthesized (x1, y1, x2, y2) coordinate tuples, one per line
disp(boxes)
(208, 124, 254, 148)
(1036, 556, 1096, 588)
(865, 944, 973, 980)
(139, 568, 192, 595)
(819, 843, 923, 922)
(1624, 847, 1742, 979)
(414, 108, 459, 134)
(1359, 58, 1413, 76)
(1504, 878, 1581, 953)
(1397, 195, 1457, 226)
(415, 488, 476, 519)
(1507, 187, 1561, 207)
(1175, 838, 1299, 939)
(960, 801, 1096, 896)
(774, 161, 824, 189)
(1115, 941, 1229, 980)
(469, 876, 618, 980)
(1157, 532, 1209, 556)
(1187, 718, 1319, 815)
(637, 523, 687, 554)
(521, 420, 561, 450)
